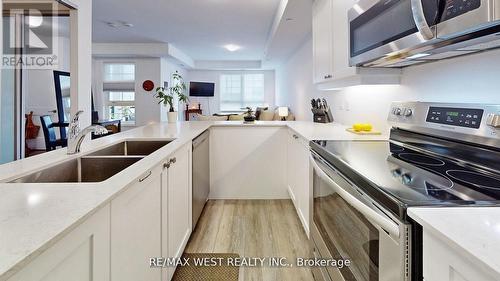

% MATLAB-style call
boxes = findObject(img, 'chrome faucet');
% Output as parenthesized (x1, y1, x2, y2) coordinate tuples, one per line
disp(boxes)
(67, 110, 108, 154)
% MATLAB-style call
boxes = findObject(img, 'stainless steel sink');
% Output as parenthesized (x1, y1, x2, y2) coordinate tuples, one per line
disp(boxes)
(88, 140, 172, 156)
(10, 156, 143, 183)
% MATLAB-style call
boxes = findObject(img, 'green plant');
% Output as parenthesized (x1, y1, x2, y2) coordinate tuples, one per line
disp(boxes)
(155, 71, 189, 112)
(244, 107, 254, 117)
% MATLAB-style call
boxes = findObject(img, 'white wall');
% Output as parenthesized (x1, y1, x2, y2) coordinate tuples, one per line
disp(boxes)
(276, 37, 500, 132)
(187, 70, 276, 115)
(275, 36, 322, 121)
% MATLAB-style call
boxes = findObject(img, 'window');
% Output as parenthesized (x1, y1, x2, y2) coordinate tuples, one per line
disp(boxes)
(104, 63, 135, 82)
(107, 91, 135, 124)
(103, 63, 136, 125)
(220, 73, 265, 111)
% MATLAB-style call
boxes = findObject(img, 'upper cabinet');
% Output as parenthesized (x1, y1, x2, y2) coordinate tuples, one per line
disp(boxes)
(312, 0, 334, 84)
(312, 0, 401, 89)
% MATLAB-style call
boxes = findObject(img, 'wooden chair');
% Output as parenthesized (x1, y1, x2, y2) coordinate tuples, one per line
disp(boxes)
(40, 115, 68, 151)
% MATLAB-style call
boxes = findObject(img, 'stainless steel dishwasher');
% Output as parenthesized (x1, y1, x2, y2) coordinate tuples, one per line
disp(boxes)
(192, 130, 209, 228)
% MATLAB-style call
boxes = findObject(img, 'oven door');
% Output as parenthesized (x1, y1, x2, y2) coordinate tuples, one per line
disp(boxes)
(310, 151, 410, 281)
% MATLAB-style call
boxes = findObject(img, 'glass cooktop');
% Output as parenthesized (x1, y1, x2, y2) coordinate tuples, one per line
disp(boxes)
(311, 140, 500, 216)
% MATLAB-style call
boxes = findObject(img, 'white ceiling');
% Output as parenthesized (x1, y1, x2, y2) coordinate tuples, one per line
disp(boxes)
(92, 0, 282, 61)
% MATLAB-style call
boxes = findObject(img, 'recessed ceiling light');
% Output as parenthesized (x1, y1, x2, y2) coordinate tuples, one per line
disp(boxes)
(224, 44, 241, 52)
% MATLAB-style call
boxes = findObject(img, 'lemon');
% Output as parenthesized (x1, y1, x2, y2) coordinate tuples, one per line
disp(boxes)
(361, 124, 373, 131)
(353, 123, 364, 131)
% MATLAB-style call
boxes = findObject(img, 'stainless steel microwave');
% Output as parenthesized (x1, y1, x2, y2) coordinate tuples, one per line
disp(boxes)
(348, 0, 500, 67)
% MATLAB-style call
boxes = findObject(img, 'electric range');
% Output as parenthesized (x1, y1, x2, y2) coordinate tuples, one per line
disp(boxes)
(309, 102, 500, 281)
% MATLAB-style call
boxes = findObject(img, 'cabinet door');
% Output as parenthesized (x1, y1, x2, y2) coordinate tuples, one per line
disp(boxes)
(162, 143, 192, 281)
(295, 135, 311, 236)
(331, 0, 357, 79)
(111, 168, 162, 281)
(287, 130, 297, 203)
(287, 130, 311, 236)
(8, 205, 110, 281)
(313, 0, 333, 83)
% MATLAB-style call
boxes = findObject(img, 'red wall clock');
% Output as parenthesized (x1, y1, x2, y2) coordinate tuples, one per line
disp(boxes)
(142, 80, 154, 91)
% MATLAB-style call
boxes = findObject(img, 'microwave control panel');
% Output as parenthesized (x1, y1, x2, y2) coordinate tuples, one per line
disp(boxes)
(441, 0, 481, 22)
(426, 107, 484, 129)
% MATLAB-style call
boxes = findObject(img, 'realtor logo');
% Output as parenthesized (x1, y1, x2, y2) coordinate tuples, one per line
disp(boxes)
(2, 2, 59, 69)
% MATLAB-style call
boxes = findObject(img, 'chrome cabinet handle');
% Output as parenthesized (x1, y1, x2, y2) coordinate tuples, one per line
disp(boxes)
(411, 0, 434, 40)
(293, 134, 299, 139)
(163, 163, 170, 169)
(139, 171, 152, 182)
(324, 74, 332, 79)
(169, 157, 177, 164)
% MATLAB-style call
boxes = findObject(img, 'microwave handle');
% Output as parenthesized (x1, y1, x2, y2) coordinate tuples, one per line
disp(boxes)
(310, 154, 400, 237)
(411, 0, 434, 40)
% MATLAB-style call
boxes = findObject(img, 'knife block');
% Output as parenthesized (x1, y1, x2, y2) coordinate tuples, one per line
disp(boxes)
(312, 108, 333, 123)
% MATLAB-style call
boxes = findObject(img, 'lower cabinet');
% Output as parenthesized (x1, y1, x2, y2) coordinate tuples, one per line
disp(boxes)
(161, 142, 192, 280)
(423, 231, 498, 281)
(7, 144, 193, 281)
(286, 129, 311, 236)
(110, 166, 163, 281)
(7, 205, 111, 281)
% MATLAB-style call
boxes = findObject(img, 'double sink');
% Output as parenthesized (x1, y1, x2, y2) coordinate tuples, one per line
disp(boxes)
(11, 140, 173, 183)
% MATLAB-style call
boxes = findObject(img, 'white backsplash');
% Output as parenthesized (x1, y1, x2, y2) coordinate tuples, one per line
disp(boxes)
(276, 37, 500, 132)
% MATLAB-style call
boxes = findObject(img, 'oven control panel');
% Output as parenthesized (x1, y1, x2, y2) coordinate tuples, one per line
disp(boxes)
(426, 107, 484, 129)
(440, 0, 481, 22)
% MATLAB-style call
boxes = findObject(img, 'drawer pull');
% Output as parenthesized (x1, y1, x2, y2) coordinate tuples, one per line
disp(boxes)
(170, 157, 177, 164)
(139, 171, 152, 182)
(163, 163, 170, 169)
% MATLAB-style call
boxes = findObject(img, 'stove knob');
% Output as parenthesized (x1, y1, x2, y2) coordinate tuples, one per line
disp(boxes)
(486, 114, 500, 128)
(402, 173, 413, 185)
(404, 108, 413, 117)
(394, 107, 402, 116)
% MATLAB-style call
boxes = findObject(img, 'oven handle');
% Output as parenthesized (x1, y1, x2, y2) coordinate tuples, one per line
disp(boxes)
(411, 0, 434, 40)
(310, 154, 400, 238)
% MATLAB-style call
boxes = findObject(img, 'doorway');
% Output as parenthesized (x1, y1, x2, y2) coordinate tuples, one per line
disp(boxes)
(1, 0, 75, 163)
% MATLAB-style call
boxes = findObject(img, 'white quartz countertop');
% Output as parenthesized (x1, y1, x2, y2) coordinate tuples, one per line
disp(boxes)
(0, 121, 387, 279)
(408, 207, 500, 277)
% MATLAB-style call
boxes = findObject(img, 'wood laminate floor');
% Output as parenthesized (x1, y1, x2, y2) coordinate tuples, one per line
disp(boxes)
(184, 200, 315, 281)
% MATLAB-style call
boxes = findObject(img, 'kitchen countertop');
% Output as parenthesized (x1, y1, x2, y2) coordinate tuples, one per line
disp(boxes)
(0, 121, 387, 280)
(408, 207, 500, 277)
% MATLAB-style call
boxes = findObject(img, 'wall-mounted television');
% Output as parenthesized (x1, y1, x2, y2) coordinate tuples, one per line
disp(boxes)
(189, 82, 215, 97)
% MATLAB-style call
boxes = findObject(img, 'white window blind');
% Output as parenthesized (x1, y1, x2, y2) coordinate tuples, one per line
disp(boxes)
(220, 73, 265, 111)
(104, 63, 135, 82)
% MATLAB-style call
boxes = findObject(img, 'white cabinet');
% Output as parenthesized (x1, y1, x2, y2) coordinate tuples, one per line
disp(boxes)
(423, 231, 498, 281)
(161, 143, 192, 281)
(110, 167, 162, 281)
(210, 126, 288, 199)
(312, 0, 401, 89)
(312, 0, 334, 84)
(8, 205, 110, 281)
(286, 129, 311, 236)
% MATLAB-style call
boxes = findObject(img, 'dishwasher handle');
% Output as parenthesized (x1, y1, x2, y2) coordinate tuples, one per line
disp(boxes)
(193, 130, 209, 148)
(310, 154, 400, 238)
